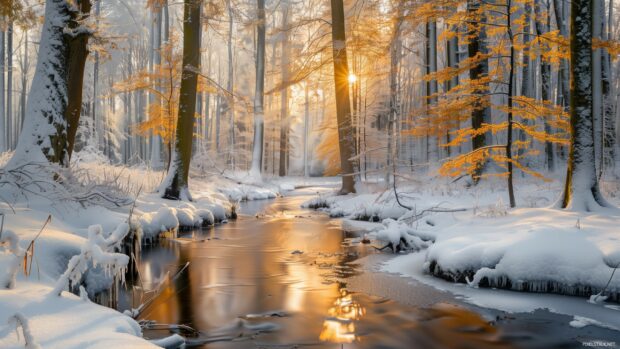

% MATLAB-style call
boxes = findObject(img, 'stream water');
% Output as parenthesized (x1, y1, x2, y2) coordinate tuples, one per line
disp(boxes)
(119, 188, 620, 348)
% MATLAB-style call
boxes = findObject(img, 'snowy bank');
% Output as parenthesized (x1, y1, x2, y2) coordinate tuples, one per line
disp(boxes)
(0, 158, 296, 347)
(306, 178, 620, 303)
(0, 206, 156, 348)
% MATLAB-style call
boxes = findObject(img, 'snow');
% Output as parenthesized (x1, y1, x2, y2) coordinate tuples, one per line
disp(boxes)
(570, 315, 609, 329)
(0, 211, 154, 348)
(0, 283, 154, 349)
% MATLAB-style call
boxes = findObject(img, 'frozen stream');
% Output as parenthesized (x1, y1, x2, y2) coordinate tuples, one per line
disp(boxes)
(120, 188, 620, 348)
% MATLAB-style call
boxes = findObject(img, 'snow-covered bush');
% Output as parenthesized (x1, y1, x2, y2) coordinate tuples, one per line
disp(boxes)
(52, 223, 130, 297)
(373, 219, 434, 253)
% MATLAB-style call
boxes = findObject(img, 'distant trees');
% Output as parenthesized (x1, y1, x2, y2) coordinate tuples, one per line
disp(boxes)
(2, 0, 620, 213)
(114, 39, 182, 168)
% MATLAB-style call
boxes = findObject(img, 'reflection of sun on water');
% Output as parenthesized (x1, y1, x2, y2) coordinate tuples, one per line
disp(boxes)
(319, 288, 365, 343)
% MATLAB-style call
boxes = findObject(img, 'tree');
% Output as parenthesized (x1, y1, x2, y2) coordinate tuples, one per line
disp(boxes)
(0, 25, 4, 153)
(534, 0, 554, 172)
(66, 0, 93, 159)
(114, 38, 182, 166)
(466, 0, 491, 182)
(250, 0, 266, 178)
(329, 0, 358, 194)
(560, 0, 611, 211)
(7, 0, 89, 168)
(415, 0, 569, 207)
(279, 1, 290, 177)
(226, 0, 235, 169)
(386, 0, 404, 186)
(160, 0, 201, 200)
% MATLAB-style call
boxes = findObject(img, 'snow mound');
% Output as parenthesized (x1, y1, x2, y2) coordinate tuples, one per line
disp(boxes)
(425, 208, 620, 301)
(372, 219, 434, 252)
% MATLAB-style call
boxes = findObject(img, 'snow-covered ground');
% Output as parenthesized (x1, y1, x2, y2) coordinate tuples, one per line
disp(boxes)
(303, 175, 620, 330)
(0, 156, 306, 348)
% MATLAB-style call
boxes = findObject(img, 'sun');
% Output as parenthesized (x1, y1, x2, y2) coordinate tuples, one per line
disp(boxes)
(348, 74, 357, 84)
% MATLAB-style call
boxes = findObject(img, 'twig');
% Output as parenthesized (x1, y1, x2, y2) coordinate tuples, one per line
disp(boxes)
(596, 261, 620, 300)
(26, 215, 51, 276)
(392, 161, 412, 210)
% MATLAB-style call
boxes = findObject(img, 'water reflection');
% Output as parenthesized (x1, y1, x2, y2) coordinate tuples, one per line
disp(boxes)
(120, 192, 522, 348)
(320, 286, 364, 344)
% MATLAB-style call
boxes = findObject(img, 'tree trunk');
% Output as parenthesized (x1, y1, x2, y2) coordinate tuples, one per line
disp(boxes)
(19, 31, 28, 131)
(161, 0, 201, 200)
(0, 29, 5, 152)
(7, 21, 12, 149)
(553, 0, 570, 110)
(150, 4, 163, 169)
(303, 82, 310, 177)
(535, 0, 554, 172)
(518, 0, 532, 161)
(226, 0, 235, 170)
(560, 0, 610, 211)
(92, 0, 101, 154)
(387, 2, 404, 186)
(593, 0, 603, 177)
(425, 21, 438, 164)
(467, 0, 491, 182)
(66, 0, 93, 159)
(278, 1, 290, 177)
(601, 0, 615, 173)
(7, 0, 84, 168)
(250, 0, 266, 177)
(329, 0, 358, 194)
(506, 0, 516, 208)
